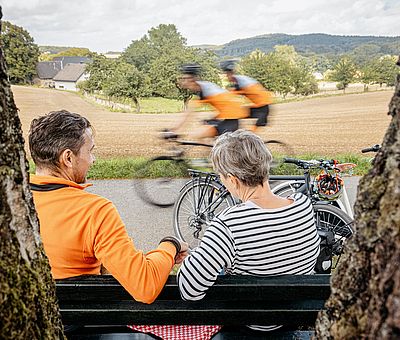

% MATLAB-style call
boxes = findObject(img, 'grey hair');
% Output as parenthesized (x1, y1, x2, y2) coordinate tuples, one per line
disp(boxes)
(211, 130, 272, 187)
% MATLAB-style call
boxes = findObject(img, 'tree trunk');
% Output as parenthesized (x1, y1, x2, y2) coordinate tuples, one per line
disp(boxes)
(133, 97, 141, 113)
(0, 8, 65, 339)
(316, 58, 400, 339)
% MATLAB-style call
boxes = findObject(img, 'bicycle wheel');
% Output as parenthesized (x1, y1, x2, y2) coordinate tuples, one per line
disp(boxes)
(313, 204, 353, 273)
(133, 156, 190, 208)
(271, 180, 305, 197)
(173, 179, 235, 249)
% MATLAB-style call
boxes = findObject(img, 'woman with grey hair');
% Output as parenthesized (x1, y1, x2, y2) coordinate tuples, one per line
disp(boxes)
(177, 130, 320, 334)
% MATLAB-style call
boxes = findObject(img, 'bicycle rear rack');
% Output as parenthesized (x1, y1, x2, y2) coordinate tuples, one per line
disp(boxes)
(188, 169, 219, 181)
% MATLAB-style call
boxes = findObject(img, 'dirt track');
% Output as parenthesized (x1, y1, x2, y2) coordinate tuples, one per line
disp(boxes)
(13, 85, 392, 158)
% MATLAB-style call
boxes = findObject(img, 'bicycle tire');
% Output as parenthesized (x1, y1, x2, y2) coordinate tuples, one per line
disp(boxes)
(314, 203, 353, 239)
(133, 156, 190, 208)
(173, 179, 235, 249)
(272, 180, 306, 197)
(313, 203, 353, 273)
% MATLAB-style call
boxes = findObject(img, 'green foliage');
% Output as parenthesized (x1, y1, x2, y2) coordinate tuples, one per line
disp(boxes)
(102, 61, 150, 112)
(30, 154, 374, 179)
(80, 55, 150, 112)
(0, 21, 39, 84)
(329, 57, 357, 92)
(360, 56, 399, 88)
(360, 59, 379, 88)
(40, 47, 94, 61)
(291, 60, 319, 96)
(374, 55, 399, 86)
(349, 44, 382, 66)
(80, 55, 115, 92)
(122, 24, 220, 100)
(240, 46, 318, 98)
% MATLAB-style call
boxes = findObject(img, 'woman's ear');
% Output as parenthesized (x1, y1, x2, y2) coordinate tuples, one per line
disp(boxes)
(227, 174, 240, 189)
(59, 149, 74, 169)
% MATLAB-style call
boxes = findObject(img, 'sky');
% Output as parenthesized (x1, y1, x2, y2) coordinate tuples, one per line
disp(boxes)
(1, 0, 399, 53)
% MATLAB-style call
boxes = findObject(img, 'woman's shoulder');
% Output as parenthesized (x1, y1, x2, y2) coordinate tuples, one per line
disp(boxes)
(217, 202, 260, 220)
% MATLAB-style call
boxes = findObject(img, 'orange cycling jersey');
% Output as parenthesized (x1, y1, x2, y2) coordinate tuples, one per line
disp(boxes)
(30, 174, 176, 304)
(231, 75, 273, 108)
(193, 81, 247, 119)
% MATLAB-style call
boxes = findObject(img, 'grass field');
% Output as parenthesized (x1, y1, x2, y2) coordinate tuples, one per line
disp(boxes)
(13, 85, 392, 161)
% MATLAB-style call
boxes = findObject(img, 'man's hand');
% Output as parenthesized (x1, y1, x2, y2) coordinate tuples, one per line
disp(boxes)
(175, 240, 189, 264)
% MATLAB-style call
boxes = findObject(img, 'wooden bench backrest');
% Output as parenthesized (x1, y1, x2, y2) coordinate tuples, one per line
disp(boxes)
(56, 275, 330, 326)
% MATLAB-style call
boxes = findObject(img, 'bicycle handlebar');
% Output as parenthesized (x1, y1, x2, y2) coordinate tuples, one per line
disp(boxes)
(361, 144, 381, 153)
(283, 158, 302, 165)
(283, 157, 335, 169)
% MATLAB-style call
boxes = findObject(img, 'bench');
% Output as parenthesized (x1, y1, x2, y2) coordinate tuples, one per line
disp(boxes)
(56, 274, 330, 339)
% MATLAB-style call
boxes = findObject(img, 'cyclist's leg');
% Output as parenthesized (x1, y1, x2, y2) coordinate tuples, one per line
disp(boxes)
(191, 119, 239, 139)
(249, 105, 269, 128)
(215, 119, 239, 135)
(191, 125, 217, 139)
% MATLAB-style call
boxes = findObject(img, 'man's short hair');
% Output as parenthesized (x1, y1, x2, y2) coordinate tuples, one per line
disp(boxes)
(29, 110, 92, 169)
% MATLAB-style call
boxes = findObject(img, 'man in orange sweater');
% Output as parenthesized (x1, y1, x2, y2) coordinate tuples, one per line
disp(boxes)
(29, 110, 188, 304)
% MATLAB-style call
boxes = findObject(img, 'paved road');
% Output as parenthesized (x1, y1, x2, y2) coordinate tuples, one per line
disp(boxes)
(86, 177, 361, 252)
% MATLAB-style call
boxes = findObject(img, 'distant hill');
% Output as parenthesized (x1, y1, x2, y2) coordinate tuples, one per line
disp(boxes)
(39, 46, 76, 54)
(195, 33, 400, 57)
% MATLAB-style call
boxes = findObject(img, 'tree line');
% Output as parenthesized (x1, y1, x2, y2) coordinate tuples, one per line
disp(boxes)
(0, 21, 399, 109)
(216, 33, 400, 58)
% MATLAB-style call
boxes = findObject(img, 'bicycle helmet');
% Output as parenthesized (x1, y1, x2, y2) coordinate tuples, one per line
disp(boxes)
(315, 172, 344, 201)
(180, 63, 202, 76)
(220, 59, 237, 72)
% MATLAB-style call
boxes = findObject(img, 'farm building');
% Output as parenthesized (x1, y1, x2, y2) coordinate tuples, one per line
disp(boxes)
(52, 56, 91, 68)
(53, 63, 89, 91)
(34, 61, 62, 87)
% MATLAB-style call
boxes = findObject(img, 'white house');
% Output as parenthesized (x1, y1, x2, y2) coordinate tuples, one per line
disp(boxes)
(53, 63, 89, 91)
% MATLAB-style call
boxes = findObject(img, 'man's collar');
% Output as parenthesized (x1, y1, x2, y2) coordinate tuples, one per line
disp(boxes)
(29, 174, 92, 190)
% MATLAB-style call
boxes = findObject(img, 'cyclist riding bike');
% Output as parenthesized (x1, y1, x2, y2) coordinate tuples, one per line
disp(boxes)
(220, 59, 274, 132)
(170, 63, 248, 139)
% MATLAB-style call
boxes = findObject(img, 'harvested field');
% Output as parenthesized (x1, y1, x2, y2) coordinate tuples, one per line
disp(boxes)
(13, 85, 392, 158)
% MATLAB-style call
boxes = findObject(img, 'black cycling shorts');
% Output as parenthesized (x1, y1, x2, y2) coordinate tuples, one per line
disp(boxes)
(250, 105, 269, 126)
(204, 119, 239, 136)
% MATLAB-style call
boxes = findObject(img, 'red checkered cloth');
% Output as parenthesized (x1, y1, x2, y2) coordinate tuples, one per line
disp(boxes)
(128, 325, 222, 340)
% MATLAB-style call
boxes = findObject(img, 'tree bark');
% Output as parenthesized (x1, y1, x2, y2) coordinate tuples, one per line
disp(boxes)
(316, 57, 400, 339)
(0, 8, 65, 339)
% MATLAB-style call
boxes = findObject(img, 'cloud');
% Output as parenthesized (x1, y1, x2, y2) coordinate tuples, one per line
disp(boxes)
(1, 0, 399, 52)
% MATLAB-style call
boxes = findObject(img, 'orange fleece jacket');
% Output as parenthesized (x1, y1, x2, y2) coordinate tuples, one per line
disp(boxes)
(30, 174, 176, 303)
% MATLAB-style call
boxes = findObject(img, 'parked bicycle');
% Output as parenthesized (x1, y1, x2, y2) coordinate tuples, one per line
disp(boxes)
(173, 159, 354, 273)
(271, 158, 356, 219)
(133, 132, 292, 207)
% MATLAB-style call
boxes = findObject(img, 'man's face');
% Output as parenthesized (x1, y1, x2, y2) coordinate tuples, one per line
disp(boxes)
(72, 128, 95, 183)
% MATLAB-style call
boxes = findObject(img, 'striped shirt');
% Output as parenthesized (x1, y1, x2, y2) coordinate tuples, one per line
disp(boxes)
(177, 193, 320, 331)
